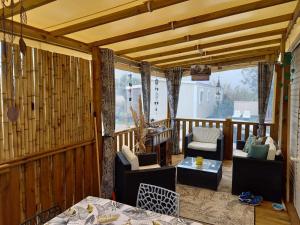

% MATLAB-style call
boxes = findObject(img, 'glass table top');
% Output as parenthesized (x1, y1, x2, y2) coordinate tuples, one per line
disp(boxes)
(176, 157, 222, 173)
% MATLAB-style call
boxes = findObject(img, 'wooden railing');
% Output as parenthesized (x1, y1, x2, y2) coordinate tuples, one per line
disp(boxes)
(114, 118, 275, 160)
(176, 118, 274, 160)
(114, 119, 170, 152)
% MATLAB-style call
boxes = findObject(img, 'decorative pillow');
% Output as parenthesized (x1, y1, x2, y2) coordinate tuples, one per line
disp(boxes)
(256, 136, 267, 145)
(243, 135, 257, 153)
(121, 145, 139, 170)
(247, 144, 269, 160)
(265, 136, 274, 145)
(267, 142, 276, 160)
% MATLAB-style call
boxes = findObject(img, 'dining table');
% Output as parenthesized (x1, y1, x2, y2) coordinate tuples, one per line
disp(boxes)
(45, 196, 203, 225)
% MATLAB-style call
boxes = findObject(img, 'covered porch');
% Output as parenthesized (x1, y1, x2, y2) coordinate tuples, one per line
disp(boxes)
(0, 1, 300, 225)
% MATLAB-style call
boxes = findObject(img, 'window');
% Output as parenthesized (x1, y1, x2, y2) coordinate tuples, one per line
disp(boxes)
(207, 90, 210, 102)
(198, 89, 204, 104)
(150, 76, 168, 121)
(115, 69, 141, 131)
(177, 66, 274, 121)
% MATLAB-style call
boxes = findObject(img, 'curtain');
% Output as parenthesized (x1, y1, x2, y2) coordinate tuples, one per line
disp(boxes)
(100, 48, 116, 198)
(257, 62, 274, 137)
(141, 61, 151, 124)
(165, 67, 183, 154)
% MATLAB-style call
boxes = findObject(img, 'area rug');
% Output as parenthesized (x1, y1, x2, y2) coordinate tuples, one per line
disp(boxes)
(177, 184, 254, 225)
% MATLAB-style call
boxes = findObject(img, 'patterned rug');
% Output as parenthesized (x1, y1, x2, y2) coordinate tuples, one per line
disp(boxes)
(177, 184, 254, 225)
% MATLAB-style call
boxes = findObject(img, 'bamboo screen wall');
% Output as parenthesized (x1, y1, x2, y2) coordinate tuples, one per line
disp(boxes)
(0, 43, 94, 162)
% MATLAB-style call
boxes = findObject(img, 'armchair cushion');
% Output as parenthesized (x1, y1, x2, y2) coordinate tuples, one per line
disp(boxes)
(188, 141, 217, 152)
(233, 149, 248, 158)
(192, 127, 221, 143)
(139, 164, 161, 170)
(122, 145, 139, 170)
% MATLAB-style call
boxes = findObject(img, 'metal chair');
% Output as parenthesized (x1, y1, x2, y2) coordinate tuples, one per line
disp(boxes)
(136, 183, 180, 217)
(20, 205, 61, 225)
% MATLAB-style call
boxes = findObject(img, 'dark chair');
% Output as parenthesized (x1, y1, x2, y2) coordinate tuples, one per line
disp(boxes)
(115, 151, 176, 206)
(232, 140, 284, 203)
(20, 205, 61, 225)
(185, 132, 224, 160)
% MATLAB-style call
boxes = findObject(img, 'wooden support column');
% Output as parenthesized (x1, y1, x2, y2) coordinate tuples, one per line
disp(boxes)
(279, 52, 291, 201)
(272, 64, 283, 142)
(91, 47, 103, 195)
(223, 118, 233, 160)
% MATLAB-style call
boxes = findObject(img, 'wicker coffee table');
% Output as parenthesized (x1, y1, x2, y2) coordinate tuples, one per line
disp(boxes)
(177, 157, 222, 190)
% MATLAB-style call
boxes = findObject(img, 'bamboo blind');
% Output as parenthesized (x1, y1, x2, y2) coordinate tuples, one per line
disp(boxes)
(0, 42, 94, 163)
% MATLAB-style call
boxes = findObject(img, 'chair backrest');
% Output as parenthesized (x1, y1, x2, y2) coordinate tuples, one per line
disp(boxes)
(20, 205, 61, 225)
(136, 183, 180, 217)
(192, 127, 221, 143)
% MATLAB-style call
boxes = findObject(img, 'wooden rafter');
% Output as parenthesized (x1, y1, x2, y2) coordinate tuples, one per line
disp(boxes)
(51, 0, 188, 36)
(209, 55, 269, 67)
(133, 29, 286, 60)
(285, 0, 300, 39)
(116, 14, 292, 55)
(0, 19, 90, 53)
(90, 0, 294, 46)
(3, 0, 56, 18)
(150, 39, 281, 65)
(160, 46, 279, 67)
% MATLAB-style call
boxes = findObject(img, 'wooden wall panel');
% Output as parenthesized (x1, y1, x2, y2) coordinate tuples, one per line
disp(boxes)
(0, 142, 98, 225)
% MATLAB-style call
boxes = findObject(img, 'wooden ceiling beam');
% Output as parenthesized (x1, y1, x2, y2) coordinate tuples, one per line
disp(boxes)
(90, 0, 294, 46)
(116, 14, 292, 55)
(3, 0, 56, 18)
(133, 29, 285, 61)
(151, 39, 281, 64)
(285, 0, 300, 39)
(160, 46, 279, 67)
(178, 54, 271, 69)
(0, 19, 91, 53)
(51, 0, 188, 36)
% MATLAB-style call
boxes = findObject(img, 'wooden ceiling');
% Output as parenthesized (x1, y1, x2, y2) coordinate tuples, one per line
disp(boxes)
(4, 0, 300, 70)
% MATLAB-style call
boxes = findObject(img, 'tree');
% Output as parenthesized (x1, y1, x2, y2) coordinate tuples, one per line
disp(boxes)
(241, 67, 258, 97)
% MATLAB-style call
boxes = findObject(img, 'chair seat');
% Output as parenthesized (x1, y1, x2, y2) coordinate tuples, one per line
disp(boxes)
(187, 141, 217, 152)
(233, 149, 248, 158)
(139, 164, 161, 170)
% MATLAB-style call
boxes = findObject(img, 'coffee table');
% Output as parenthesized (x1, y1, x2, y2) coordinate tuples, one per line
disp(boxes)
(177, 157, 222, 190)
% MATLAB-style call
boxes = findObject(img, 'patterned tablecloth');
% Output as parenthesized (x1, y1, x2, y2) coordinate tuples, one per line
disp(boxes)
(45, 196, 203, 225)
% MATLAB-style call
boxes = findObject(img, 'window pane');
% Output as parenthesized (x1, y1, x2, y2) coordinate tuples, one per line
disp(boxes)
(177, 66, 273, 122)
(150, 76, 168, 121)
(115, 69, 141, 131)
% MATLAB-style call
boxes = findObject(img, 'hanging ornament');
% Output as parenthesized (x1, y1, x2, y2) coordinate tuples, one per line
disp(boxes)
(154, 78, 159, 113)
(19, 0, 27, 55)
(128, 73, 133, 103)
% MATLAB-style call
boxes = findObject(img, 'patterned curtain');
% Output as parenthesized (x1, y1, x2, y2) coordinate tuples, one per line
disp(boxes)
(100, 48, 116, 198)
(141, 61, 151, 124)
(257, 62, 274, 137)
(165, 67, 183, 154)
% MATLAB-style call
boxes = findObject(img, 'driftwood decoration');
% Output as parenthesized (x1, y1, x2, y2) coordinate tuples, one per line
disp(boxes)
(130, 96, 147, 153)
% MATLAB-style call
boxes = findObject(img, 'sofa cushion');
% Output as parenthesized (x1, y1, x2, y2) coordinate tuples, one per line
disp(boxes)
(188, 141, 217, 152)
(139, 164, 161, 170)
(243, 135, 257, 153)
(267, 142, 277, 160)
(233, 149, 248, 158)
(121, 145, 139, 170)
(192, 127, 220, 143)
(247, 144, 269, 160)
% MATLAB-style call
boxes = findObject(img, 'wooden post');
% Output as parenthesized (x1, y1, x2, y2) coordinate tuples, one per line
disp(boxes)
(91, 47, 103, 196)
(279, 52, 290, 201)
(272, 64, 283, 142)
(223, 118, 233, 160)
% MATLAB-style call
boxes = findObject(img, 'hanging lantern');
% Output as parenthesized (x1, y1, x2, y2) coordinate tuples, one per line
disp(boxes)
(216, 77, 221, 102)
